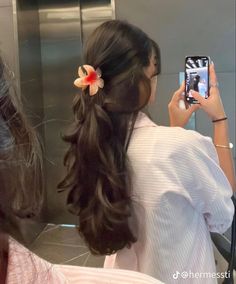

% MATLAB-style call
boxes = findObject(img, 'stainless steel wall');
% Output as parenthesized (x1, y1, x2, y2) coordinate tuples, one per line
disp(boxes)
(0, 1, 19, 90)
(80, 0, 115, 44)
(14, 0, 115, 224)
(17, 0, 44, 148)
(38, 0, 83, 224)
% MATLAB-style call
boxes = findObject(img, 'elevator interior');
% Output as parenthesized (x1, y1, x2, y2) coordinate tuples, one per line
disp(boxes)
(15, 0, 115, 228)
(0, 0, 235, 273)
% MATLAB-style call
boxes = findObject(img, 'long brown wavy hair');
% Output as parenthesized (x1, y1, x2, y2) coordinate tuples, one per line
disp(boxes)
(0, 56, 43, 282)
(58, 20, 161, 255)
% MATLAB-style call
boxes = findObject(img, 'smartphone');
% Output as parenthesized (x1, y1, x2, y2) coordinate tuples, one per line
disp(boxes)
(185, 56, 210, 104)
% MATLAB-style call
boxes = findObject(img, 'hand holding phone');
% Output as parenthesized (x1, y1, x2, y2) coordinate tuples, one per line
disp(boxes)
(168, 82, 199, 127)
(185, 56, 210, 104)
(189, 63, 226, 121)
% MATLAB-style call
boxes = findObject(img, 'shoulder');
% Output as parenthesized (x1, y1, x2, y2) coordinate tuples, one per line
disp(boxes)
(157, 126, 217, 162)
(57, 265, 163, 284)
(134, 111, 208, 143)
(132, 114, 217, 162)
(134, 113, 212, 150)
(7, 237, 67, 284)
(162, 126, 213, 151)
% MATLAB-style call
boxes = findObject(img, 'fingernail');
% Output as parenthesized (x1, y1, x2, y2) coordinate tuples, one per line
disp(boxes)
(211, 60, 214, 66)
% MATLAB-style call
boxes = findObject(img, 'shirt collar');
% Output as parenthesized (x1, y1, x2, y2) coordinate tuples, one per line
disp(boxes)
(134, 112, 157, 129)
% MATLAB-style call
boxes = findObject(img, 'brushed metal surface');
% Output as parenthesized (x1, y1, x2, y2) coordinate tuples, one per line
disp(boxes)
(5, 0, 115, 225)
(38, 0, 82, 223)
(38, 0, 115, 223)
(81, 0, 115, 44)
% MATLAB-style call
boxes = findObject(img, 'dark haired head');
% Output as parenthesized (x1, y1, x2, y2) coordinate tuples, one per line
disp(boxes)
(0, 55, 44, 282)
(84, 20, 161, 113)
(59, 20, 161, 255)
(0, 56, 43, 233)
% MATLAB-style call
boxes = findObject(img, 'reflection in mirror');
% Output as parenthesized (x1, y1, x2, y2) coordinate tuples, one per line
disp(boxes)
(0, 0, 235, 282)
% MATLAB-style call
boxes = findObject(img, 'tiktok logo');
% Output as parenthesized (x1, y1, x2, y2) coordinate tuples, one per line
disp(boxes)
(173, 271, 180, 279)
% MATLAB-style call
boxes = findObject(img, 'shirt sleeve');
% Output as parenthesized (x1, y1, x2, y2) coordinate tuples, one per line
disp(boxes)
(7, 238, 68, 284)
(172, 129, 234, 234)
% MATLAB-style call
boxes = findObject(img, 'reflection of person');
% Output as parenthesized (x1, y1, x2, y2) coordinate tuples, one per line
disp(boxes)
(198, 79, 207, 98)
(59, 20, 235, 283)
(190, 74, 200, 92)
(0, 56, 163, 283)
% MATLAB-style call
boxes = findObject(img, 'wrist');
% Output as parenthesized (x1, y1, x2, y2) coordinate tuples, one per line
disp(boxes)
(213, 119, 229, 131)
(212, 116, 227, 123)
(169, 119, 185, 128)
(211, 111, 226, 121)
(213, 120, 230, 143)
(214, 143, 234, 149)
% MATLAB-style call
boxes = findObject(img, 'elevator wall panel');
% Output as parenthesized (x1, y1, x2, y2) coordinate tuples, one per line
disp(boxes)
(115, 0, 235, 160)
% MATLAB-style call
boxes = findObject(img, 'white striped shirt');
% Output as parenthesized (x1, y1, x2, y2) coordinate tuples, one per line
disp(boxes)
(104, 112, 234, 284)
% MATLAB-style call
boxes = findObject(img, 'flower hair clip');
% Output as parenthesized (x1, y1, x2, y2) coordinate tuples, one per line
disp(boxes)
(74, 65, 104, 96)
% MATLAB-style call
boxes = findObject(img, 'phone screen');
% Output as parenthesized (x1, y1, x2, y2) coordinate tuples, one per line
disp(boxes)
(185, 56, 210, 103)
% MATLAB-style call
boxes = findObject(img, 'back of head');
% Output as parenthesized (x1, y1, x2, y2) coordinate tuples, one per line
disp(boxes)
(84, 20, 160, 112)
(0, 56, 43, 235)
(59, 20, 160, 255)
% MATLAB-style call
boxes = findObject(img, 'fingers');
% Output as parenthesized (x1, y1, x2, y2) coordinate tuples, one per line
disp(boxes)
(178, 99, 186, 110)
(210, 62, 218, 87)
(172, 81, 185, 102)
(178, 81, 185, 94)
(187, 103, 200, 114)
(191, 91, 205, 105)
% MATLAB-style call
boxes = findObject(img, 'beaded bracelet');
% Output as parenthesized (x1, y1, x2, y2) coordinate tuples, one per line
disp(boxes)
(212, 117, 227, 123)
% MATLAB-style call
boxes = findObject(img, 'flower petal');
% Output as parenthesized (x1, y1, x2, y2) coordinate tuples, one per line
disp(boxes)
(74, 77, 88, 88)
(97, 78, 104, 88)
(78, 67, 86, 78)
(83, 65, 95, 75)
(96, 68, 102, 78)
(89, 84, 99, 96)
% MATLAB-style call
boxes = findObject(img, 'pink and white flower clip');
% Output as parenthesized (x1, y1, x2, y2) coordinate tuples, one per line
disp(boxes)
(74, 65, 104, 96)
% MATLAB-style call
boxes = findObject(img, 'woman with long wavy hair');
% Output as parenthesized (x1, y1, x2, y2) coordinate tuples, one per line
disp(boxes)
(59, 20, 235, 283)
(0, 52, 164, 283)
